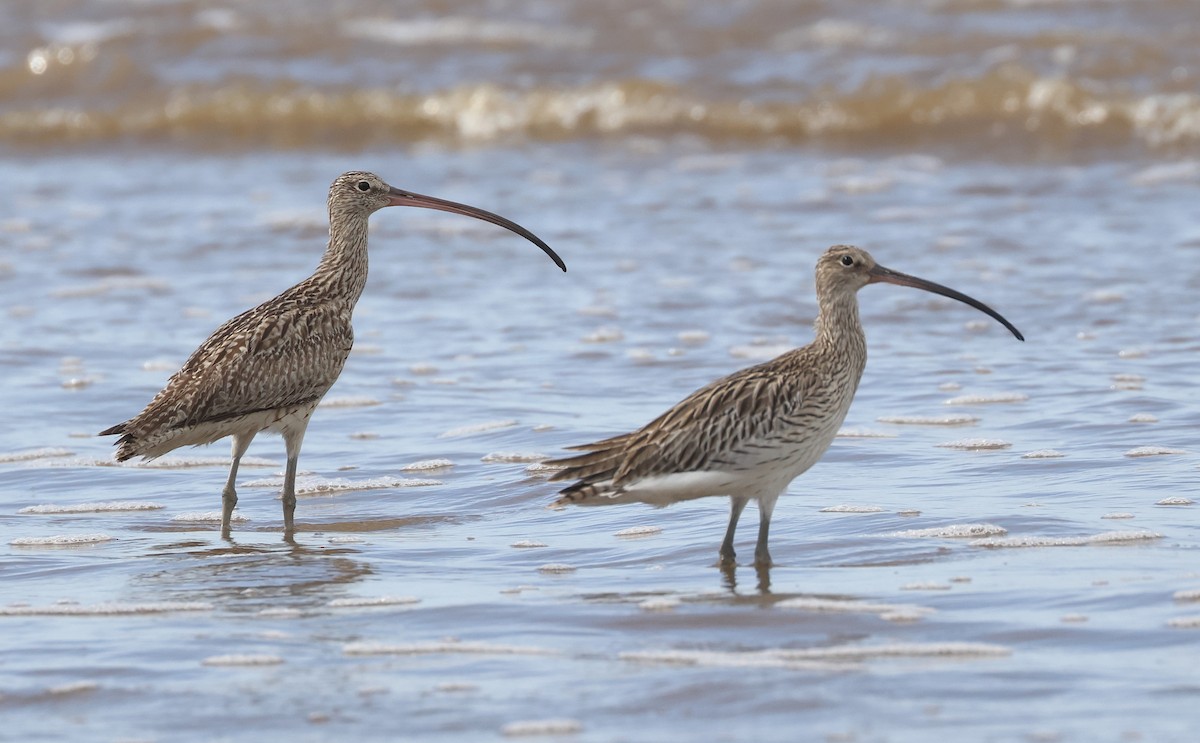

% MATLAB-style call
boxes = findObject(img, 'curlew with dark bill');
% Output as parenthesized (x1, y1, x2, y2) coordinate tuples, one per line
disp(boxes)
(546, 245, 1021, 567)
(102, 171, 565, 538)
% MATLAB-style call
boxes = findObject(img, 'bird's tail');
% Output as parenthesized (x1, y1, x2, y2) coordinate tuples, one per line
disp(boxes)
(98, 422, 139, 462)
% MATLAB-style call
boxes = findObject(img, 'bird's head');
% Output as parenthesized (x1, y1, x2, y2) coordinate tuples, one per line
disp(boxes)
(814, 244, 1024, 341)
(326, 171, 565, 271)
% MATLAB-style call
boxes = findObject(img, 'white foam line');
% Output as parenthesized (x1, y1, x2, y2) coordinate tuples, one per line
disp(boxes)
(327, 596, 421, 608)
(614, 525, 663, 538)
(0, 447, 74, 463)
(502, 719, 584, 737)
(343, 640, 558, 657)
(171, 511, 250, 523)
(877, 415, 978, 426)
(402, 458, 455, 471)
(201, 654, 285, 667)
(137, 456, 276, 469)
(777, 597, 935, 616)
(241, 476, 440, 493)
(888, 523, 1008, 539)
(778, 641, 1011, 661)
(482, 451, 549, 463)
(0, 601, 212, 616)
(10, 533, 114, 546)
(438, 419, 518, 438)
(970, 530, 1162, 548)
(619, 649, 849, 671)
(935, 438, 1012, 451)
(19, 501, 164, 514)
(944, 392, 1029, 405)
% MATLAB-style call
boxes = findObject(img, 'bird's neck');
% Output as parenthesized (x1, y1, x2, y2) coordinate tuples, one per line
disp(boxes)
(814, 289, 868, 367)
(312, 210, 370, 305)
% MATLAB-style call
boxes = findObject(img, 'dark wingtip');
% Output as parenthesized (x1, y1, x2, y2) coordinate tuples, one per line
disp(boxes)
(98, 423, 126, 437)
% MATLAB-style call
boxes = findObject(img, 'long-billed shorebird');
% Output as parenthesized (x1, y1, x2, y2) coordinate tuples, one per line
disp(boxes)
(101, 171, 565, 538)
(547, 245, 1021, 566)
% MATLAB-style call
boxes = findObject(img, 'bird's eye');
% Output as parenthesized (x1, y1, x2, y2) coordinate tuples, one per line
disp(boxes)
(839, 255, 854, 267)
(356, 181, 371, 192)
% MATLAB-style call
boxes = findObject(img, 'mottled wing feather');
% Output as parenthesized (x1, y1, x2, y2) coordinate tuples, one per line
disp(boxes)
(548, 348, 819, 491)
(110, 293, 352, 455)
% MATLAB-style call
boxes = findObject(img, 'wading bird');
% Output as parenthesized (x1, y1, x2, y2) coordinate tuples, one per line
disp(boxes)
(102, 171, 565, 538)
(546, 245, 1020, 566)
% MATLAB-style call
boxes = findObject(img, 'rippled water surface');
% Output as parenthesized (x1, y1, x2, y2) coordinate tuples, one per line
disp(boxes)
(3, 1, 1200, 742)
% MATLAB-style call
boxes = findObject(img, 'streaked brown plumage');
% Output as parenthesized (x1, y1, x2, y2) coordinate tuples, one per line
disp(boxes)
(102, 171, 565, 539)
(547, 245, 1022, 567)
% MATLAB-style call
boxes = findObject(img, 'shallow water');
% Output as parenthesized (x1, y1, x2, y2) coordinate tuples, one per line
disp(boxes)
(3, 1, 1200, 742)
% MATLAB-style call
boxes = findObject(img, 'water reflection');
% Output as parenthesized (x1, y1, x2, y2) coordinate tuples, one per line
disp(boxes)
(719, 560, 773, 595)
(139, 538, 375, 610)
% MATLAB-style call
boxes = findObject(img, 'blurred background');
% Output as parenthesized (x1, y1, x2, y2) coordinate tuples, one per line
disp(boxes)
(2, 2, 1199, 741)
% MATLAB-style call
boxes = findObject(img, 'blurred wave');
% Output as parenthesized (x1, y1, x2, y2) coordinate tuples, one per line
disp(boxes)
(4, 72, 1200, 151)
(1, 0, 1198, 153)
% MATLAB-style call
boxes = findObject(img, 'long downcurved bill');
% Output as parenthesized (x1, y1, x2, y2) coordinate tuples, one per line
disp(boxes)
(386, 187, 565, 272)
(868, 264, 1024, 341)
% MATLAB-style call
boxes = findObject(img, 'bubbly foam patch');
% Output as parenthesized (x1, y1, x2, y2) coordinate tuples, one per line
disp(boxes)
(1125, 446, 1186, 457)
(638, 597, 681, 612)
(48, 680, 99, 695)
(777, 641, 1011, 661)
(944, 392, 1029, 405)
(438, 419, 518, 438)
(501, 719, 584, 737)
(835, 427, 897, 438)
(0, 601, 212, 616)
(402, 458, 454, 471)
(343, 640, 557, 657)
(10, 533, 114, 546)
(1022, 449, 1065, 459)
(537, 563, 577, 574)
(0, 447, 73, 463)
(319, 396, 381, 408)
(481, 451, 549, 463)
(137, 455, 276, 469)
(776, 597, 935, 619)
(889, 523, 1007, 538)
(820, 504, 885, 513)
(1155, 497, 1193, 506)
(171, 511, 249, 523)
(19, 501, 164, 514)
(201, 654, 284, 667)
(618, 649, 844, 670)
(877, 414, 978, 426)
(970, 530, 1161, 548)
(936, 438, 1012, 451)
(327, 596, 421, 608)
(615, 525, 663, 538)
(901, 582, 952, 591)
(511, 540, 547, 548)
(242, 475, 440, 493)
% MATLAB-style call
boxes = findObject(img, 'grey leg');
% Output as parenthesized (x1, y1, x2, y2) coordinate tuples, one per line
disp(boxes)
(280, 421, 310, 539)
(719, 496, 750, 564)
(281, 452, 299, 539)
(754, 496, 776, 567)
(221, 433, 256, 538)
